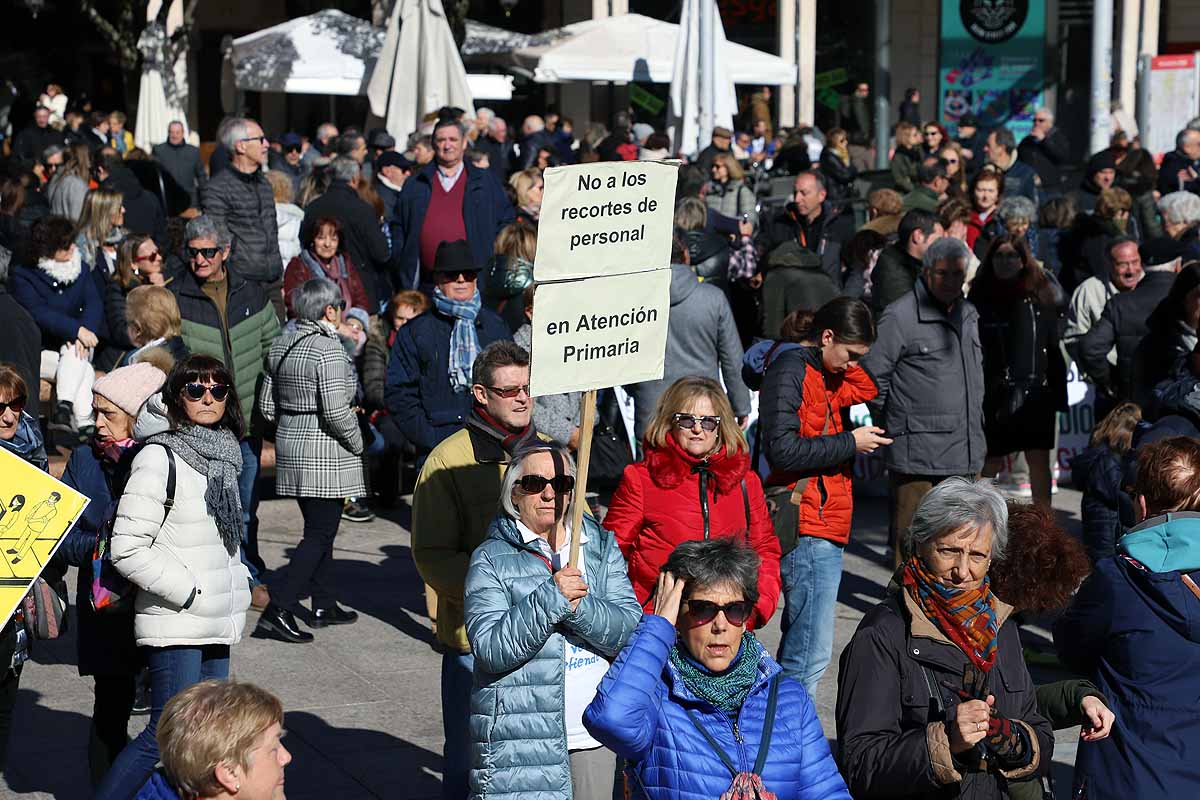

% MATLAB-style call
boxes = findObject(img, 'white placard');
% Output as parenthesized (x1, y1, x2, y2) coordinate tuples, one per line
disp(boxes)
(534, 161, 679, 281)
(530, 270, 672, 396)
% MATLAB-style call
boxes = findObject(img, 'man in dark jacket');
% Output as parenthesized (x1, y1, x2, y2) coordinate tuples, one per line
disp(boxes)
(152, 120, 206, 210)
(475, 116, 517, 179)
(1156, 127, 1200, 196)
(12, 107, 65, 168)
(397, 119, 515, 291)
(266, 132, 304, 196)
(0, 258, 41, 420)
(758, 171, 852, 287)
(95, 149, 167, 245)
(694, 126, 733, 176)
(841, 82, 873, 148)
(300, 157, 391, 310)
(1071, 151, 1118, 216)
(861, 237, 985, 566)
(984, 127, 1039, 204)
(1078, 252, 1181, 406)
(870, 209, 944, 315)
(385, 241, 511, 462)
(900, 158, 948, 213)
(954, 113, 985, 174)
(1018, 108, 1072, 195)
(201, 117, 283, 314)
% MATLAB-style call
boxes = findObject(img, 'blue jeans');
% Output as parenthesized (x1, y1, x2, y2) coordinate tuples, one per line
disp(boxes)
(238, 437, 263, 583)
(441, 650, 474, 800)
(777, 537, 844, 697)
(94, 644, 230, 800)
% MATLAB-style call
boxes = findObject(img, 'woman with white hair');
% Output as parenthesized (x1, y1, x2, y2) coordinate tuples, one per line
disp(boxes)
(464, 441, 641, 800)
(1154, 190, 1200, 262)
(835, 478, 1053, 800)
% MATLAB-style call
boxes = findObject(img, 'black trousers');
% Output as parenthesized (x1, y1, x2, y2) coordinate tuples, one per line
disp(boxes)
(275, 497, 344, 612)
(89, 673, 136, 787)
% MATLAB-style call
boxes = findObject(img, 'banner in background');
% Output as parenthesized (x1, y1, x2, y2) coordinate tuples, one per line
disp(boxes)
(939, 0, 1045, 139)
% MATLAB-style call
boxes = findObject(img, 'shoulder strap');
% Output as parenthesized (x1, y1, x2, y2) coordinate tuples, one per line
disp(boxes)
(156, 444, 176, 516)
(684, 708, 739, 778)
(741, 480, 751, 532)
(752, 673, 781, 775)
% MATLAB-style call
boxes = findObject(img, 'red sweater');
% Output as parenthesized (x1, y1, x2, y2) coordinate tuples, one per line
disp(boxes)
(603, 437, 782, 629)
(419, 170, 469, 281)
(282, 255, 370, 319)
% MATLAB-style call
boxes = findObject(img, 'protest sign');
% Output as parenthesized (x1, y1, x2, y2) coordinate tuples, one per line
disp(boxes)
(534, 160, 679, 281)
(0, 448, 90, 627)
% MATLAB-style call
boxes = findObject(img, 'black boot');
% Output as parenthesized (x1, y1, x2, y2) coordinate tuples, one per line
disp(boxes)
(256, 602, 313, 643)
(309, 604, 358, 627)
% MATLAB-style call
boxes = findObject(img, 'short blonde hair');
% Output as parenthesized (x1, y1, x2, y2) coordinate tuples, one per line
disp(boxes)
(265, 170, 294, 204)
(494, 220, 537, 261)
(126, 285, 182, 339)
(157, 680, 283, 799)
(644, 376, 747, 457)
(509, 168, 544, 209)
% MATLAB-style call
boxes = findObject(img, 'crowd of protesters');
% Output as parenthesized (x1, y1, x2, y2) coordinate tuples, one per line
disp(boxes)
(0, 77, 1198, 800)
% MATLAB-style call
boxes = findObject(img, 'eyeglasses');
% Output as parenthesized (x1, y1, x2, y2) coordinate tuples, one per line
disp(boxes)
(440, 270, 479, 282)
(135, 250, 162, 263)
(239, 135, 268, 144)
(672, 413, 721, 432)
(684, 599, 753, 627)
(0, 396, 27, 416)
(284, 145, 302, 154)
(187, 246, 221, 260)
(183, 382, 230, 402)
(517, 474, 576, 495)
(923, 130, 941, 137)
(487, 384, 530, 399)
(943, 158, 959, 165)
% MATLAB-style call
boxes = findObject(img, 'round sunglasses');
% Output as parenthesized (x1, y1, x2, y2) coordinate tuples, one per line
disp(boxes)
(183, 382, 230, 402)
(684, 599, 753, 627)
(672, 413, 721, 432)
(517, 474, 576, 495)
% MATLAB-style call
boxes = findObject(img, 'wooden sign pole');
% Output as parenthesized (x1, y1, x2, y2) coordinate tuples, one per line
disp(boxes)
(568, 389, 597, 568)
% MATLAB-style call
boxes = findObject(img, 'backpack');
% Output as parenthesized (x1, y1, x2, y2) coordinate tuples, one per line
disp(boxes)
(22, 577, 67, 640)
(91, 444, 175, 614)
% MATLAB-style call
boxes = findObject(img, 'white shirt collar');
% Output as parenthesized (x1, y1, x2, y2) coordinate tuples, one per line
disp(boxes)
(515, 519, 587, 548)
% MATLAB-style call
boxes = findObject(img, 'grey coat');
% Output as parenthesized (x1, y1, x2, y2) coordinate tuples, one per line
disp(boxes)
(202, 166, 283, 284)
(627, 264, 751, 439)
(47, 173, 88, 222)
(152, 141, 207, 205)
(465, 513, 641, 800)
(861, 278, 986, 477)
(259, 320, 365, 498)
(514, 323, 580, 446)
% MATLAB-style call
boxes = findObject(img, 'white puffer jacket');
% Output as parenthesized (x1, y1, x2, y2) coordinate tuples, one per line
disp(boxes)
(111, 444, 251, 647)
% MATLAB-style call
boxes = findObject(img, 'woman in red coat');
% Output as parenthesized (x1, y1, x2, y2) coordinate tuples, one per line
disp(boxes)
(282, 216, 371, 319)
(603, 376, 781, 629)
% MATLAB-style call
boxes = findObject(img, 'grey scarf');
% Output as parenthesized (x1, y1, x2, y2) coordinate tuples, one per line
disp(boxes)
(148, 424, 243, 555)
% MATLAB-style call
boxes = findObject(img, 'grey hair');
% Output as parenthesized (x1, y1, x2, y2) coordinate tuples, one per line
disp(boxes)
(184, 214, 231, 248)
(168, 120, 185, 131)
(499, 442, 577, 522)
(434, 119, 468, 138)
(662, 538, 761, 607)
(922, 236, 971, 269)
(330, 156, 361, 184)
(1179, 127, 1200, 146)
(316, 122, 338, 141)
(476, 107, 495, 124)
(1159, 191, 1200, 226)
(904, 477, 1009, 560)
(1035, 107, 1054, 124)
(42, 144, 64, 163)
(996, 196, 1037, 225)
(292, 278, 343, 321)
(673, 197, 708, 232)
(220, 117, 256, 153)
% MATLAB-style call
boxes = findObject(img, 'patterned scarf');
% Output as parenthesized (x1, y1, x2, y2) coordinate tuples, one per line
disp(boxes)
(433, 287, 481, 393)
(902, 555, 1000, 672)
(468, 406, 536, 456)
(669, 632, 761, 714)
(299, 249, 353, 309)
(147, 424, 243, 556)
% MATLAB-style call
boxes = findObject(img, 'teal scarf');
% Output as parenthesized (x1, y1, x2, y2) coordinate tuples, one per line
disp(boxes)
(669, 633, 761, 714)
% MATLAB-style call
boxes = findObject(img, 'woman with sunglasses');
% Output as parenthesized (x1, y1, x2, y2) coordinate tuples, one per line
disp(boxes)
(604, 376, 781, 630)
(101, 234, 170, 364)
(584, 538, 851, 800)
(98, 354, 252, 799)
(256, 279, 364, 644)
(464, 441, 641, 800)
(937, 143, 969, 202)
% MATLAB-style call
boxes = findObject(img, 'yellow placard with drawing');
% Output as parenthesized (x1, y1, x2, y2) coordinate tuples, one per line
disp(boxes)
(0, 447, 90, 626)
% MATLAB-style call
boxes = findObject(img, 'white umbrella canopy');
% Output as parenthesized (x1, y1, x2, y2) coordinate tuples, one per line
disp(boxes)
(232, 9, 384, 96)
(513, 13, 797, 85)
(668, 0, 735, 156)
(367, 0, 475, 140)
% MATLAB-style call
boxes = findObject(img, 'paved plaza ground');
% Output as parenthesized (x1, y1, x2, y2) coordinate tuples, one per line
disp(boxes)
(0, 484, 1086, 799)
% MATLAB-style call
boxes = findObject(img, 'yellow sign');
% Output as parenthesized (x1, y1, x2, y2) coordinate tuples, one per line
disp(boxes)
(0, 447, 90, 626)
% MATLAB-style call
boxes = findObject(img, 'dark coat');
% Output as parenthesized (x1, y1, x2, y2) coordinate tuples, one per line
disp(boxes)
(1078, 268, 1176, 402)
(11, 124, 64, 166)
(12, 260, 107, 350)
(0, 286, 42, 420)
(384, 305, 511, 457)
(100, 167, 167, 245)
(1110, 147, 1157, 197)
(151, 141, 207, 209)
(871, 244, 923, 315)
(1069, 444, 1125, 563)
(759, 244, 839, 339)
(820, 149, 858, 201)
(396, 163, 515, 290)
(300, 182, 390, 308)
(1155, 149, 1200, 195)
(891, 145, 922, 193)
(475, 134, 518, 178)
(202, 166, 283, 284)
(1055, 516, 1200, 798)
(999, 158, 1040, 205)
(1017, 129, 1071, 191)
(56, 444, 141, 677)
(758, 204, 849, 288)
(837, 590, 1053, 800)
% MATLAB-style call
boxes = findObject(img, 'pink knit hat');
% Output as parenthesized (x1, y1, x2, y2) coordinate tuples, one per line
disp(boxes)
(93, 362, 167, 418)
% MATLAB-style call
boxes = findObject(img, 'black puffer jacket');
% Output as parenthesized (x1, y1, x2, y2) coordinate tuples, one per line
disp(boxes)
(100, 167, 166, 245)
(1069, 444, 1126, 563)
(1079, 268, 1176, 402)
(683, 229, 730, 286)
(837, 590, 1053, 800)
(202, 166, 282, 284)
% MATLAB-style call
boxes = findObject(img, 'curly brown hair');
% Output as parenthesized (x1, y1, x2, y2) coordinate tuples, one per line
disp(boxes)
(988, 502, 1091, 613)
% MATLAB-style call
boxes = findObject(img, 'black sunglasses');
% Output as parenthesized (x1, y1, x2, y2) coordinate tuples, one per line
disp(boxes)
(517, 474, 576, 495)
(685, 599, 753, 627)
(0, 396, 27, 416)
(284, 144, 302, 154)
(672, 413, 721, 432)
(440, 270, 479, 282)
(183, 382, 230, 402)
(187, 246, 222, 260)
(488, 384, 530, 399)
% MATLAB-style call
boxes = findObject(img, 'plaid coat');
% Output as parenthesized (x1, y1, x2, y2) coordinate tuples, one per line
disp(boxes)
(259, 320, 365, 499)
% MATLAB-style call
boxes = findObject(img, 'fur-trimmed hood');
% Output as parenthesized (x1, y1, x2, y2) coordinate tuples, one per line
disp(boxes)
(643, 434, 750, 495)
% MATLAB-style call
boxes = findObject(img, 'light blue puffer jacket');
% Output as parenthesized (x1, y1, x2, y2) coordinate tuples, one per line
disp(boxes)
(464, 513, 642, 800)
(584, 614, 852, 800)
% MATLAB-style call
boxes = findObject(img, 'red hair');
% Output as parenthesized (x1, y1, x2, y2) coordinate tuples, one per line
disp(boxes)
(989, 503, 1091, 612)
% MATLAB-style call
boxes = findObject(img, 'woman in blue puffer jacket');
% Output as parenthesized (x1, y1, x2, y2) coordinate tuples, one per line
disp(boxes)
(1070, 402, 1141, 563)
(465, 442, 641, 800)
(584, 538, 851, 800)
